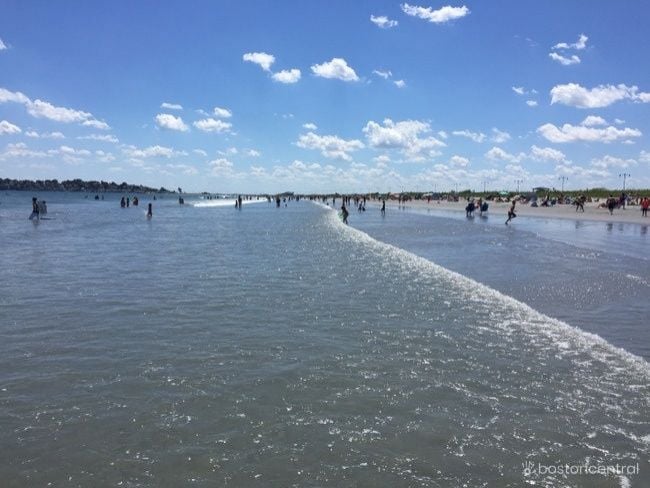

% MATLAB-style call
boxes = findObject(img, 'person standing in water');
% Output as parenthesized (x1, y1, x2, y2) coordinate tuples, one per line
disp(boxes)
(341, 204, 349, 224)
(505, 200, 517, 225)
(29, 197, 39, 220)
(381, 199, 386, 216)
(147, 203, 153, 218)
(238, 195, 243, 209)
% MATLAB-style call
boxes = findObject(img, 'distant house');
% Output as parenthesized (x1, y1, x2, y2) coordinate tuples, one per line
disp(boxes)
(532, 187, 550, 193)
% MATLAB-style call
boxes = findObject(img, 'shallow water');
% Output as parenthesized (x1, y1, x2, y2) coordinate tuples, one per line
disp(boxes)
(1, 193, 648, 487)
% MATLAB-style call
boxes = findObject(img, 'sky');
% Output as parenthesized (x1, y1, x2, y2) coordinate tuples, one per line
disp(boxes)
(1, 0, 649, 194)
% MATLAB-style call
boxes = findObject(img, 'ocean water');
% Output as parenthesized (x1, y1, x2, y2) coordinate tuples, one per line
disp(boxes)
(0, 192, 648, 487)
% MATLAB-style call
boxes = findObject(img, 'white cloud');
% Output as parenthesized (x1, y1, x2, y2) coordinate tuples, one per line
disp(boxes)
(452, 129, 486, 143)
(25, 130, 65, 139)
(485, 146, 523, 163)
(438, 130, 448, 139)
(401, 3, 470, 23)
(213, 107, 232, 118)
(296, 132, 364, 161)
(537, 122, 642, 143)
(370, 15, 398, 28)
(123, 145, 184, 159)
(247, 149, 261, 157)
(363, 118, 446, 161)
(95, 150, 116, 163)
(0, 120, 21, 135)
(491, 128, 511, 143)
(272, 69, 301, 84)
(526, 100, 538, 107)
(394, 79, 406, 88)
(529, 145, 567, 162)
(512, 86, 525, 95)
(0, 38, 7, 50)
(591, 155, 636, 169)
(553, 34, 588, 51)
(311, 58, 359, 82)
(27, 99, 91, 123)
(0, 87, 30, 104)
(549, 52, 580, 66)
(78, 133, 119, 143)
(303, 122, 317, 130)
(242, 52, 275, 72)
(550, 83, 650, 108)
(639, 151, 650, 163)
(450, 155, 469, 167)
(0, 142, 48, 159)
(193, 149, 208, 157)
(161, 102, 183, 110)
(581, 115, 607, 127)
(373, 70, 392, 79)
(209, 158, 235, 176)
(193, 118, 233, 133)
(82, 119, 110, 130)
(614, 118, 625, 125)
(155, 113, 189, 132)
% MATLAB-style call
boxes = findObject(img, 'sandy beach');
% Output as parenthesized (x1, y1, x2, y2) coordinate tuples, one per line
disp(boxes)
(394, 199, 650, 225)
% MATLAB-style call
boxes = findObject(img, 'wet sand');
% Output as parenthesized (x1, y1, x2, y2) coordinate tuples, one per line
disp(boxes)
(395, 199, 650, 225)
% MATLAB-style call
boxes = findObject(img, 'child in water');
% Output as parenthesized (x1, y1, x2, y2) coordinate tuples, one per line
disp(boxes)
(341, 204, 349, 224)
(505, 200, 517, 225)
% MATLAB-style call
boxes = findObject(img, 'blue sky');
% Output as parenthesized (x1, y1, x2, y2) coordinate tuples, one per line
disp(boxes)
(1, 0, 649, 193)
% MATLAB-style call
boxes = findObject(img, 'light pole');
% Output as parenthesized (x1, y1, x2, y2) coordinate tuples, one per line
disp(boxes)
(619, 173, 630, 191)
(515, 179, 523, 193)
(558, 176, 568, 193)
(482, 180, 487, 194)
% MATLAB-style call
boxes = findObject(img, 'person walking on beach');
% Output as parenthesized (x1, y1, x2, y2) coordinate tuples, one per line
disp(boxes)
(341, 204, 349, 224)
(505, 200, 517, 225)
(29, 197, 39, 220)
(642, 197, 649, 217)
(607, 195, 616, 215)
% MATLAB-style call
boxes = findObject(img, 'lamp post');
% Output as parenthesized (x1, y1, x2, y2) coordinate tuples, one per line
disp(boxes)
(558, 176, 568, 193)
(482, 180, 487, 194)
(619, 173, 630, 191)
(515, 179, 523, 193)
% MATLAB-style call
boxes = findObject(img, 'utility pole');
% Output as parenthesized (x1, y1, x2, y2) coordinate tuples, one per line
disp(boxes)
(515, 179, 523, 193)
(619, 173, 630, 191)
(558, 176, 568, 193)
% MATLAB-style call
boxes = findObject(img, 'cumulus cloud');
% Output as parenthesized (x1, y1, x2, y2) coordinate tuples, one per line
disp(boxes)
(549, 52, 580, 66)
(0, 120, 21, 135)
(27, 99, 91, 123)
(591, 155, 636, 169)
(193, 149, 208, 157)
(0, 38, 7, 50)
(394, 79, 406, 88)
(401, 3, 470, 23)
(450, 155, 469, 167)
(296, 132, 364, 161)
(512, 86, 525, 95)
(526, 100, 538, 107)
(0, 87, 31, 104)
(78, 133, 119, 143)
(373, 70, 392, 79)
(303, 122, 317, 131)
(247, 149, 261, 157)
(123, 145, 185, 159)
(209, 158, 236, 176)
(242, 52, 275, 71)
(193, 118, 233, 133)
(581, 115, 607, 127)
(553, 34, 588, 51)
(452, 129, 486, 143)
(370, 15, 398, 28)
(311, 58, 359, 82)
(0, 142, 48, 159)
(550, 83, 650, 108)
(491, 128, 511, 143)
(213, 107, 232, 119)
(529, 145, 567, 162)
(155, 113, 189, 132)
(537, 122, 642, 143)
(272, 68, 301, 84)
(485, 146, 524, 163)
(363, 118, 446, 161)
(161, 102, 183, 110)
(82, 119, 111, 130)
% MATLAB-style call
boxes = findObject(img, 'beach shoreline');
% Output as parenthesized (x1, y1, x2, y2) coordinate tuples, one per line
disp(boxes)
(389, 199, 650, 225)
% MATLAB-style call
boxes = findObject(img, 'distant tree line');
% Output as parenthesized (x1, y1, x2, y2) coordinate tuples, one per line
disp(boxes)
(0, 178, 173, 193)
